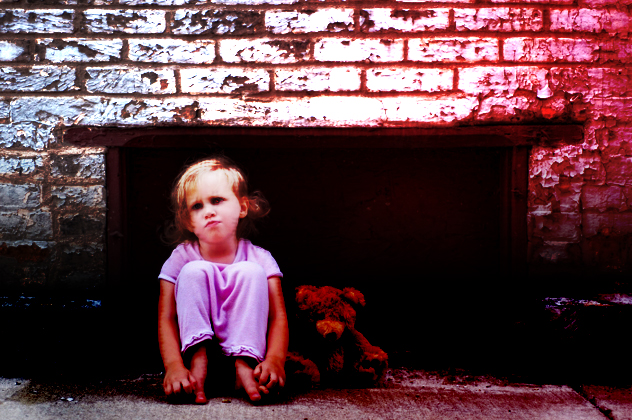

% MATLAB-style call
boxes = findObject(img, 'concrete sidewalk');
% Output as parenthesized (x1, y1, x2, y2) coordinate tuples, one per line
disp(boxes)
(1, 369, 631, 420)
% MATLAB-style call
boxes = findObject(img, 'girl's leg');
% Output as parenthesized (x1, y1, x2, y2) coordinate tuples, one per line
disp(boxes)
(187, 343, 209, 404)
(175, 261, 220, 402)
(212, 261, 269, 361)
(235, 357, 263, 402)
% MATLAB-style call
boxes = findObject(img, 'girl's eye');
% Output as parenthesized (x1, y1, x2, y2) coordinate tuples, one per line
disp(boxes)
(191, 203, 203, 210)
(211, 197, 224, 205)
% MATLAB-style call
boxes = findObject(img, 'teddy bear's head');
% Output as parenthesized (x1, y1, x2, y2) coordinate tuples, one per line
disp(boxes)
(295, 285, 365, 341)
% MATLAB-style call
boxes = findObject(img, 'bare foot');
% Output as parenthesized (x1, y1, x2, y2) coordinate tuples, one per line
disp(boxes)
(235, 358, 262, 402)
(189, 345, 209, 404)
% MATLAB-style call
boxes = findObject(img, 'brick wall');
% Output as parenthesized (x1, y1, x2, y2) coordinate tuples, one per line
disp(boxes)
(0, 0, 631, 294)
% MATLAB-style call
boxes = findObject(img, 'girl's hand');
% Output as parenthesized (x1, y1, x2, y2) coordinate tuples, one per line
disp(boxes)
(253, 356, 286, 393)
(163, 364, 198, 396)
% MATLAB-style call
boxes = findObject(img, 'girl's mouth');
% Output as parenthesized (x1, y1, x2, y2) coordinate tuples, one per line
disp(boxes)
(205, 221, 220, 227)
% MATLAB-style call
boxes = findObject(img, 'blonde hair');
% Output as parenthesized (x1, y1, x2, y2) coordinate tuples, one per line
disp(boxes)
(167, 156, 270, 245)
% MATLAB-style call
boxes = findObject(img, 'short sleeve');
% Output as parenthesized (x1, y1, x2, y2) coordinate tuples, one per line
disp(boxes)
(158, 242, 202, 283)
(240, 240, 283, 279)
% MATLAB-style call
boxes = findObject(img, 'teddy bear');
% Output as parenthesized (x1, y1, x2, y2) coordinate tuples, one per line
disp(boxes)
(285, 285, 388, 388)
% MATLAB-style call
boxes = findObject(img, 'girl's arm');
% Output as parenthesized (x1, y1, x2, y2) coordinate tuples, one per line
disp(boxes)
(158, 279, 198, 396)
(254, 276, 289, 391)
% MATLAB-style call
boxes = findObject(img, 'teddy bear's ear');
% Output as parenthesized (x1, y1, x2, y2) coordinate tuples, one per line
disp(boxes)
(341, 287, 366, 307)
(296, 285, 318, 305)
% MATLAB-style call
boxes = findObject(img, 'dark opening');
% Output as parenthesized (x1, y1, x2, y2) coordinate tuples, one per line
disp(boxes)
(65, 126, 583, 373)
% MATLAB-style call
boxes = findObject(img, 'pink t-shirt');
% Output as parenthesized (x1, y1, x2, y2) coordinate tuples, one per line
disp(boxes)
(159, 239, 282, 283)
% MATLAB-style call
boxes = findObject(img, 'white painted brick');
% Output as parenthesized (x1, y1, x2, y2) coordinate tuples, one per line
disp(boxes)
(0, 9, 74, 33)
(198, 95, 476, 125)
(85, 68, 176, 94)
(0, 41, 28, 61)
(360, 9, 450, 32)
(172, 10, 262, 35)
(550, 9, 630, 35)
(275, 67, 361, 91)
(0, 66, 76, 92)
(580, 0, 632, 6)
(37, 39, 123, 63)
(0, 99, 9, 119)
(615, 39, 632, 63)
(51, 186, 105, 208)
(11, 97, 199, 126)
(50, 154, 105, 180)
(380, 96, 478, 122)
(504, 38, 600, 62)
(491, 0, 573, 3)
(367, 68, 453, 92)
(181, 68, 269, 94)
(212, 0, 297, 4)
(220, 39, 310, 64)
(198, 96, 384, 126)
(458, 66, 548, 95)
(314, 38, 404, 62)
(266, 9, 354, 34)
(396, 0, 474, 3)
(477, 95, 537, 118)
(120, 0, 210, 4)
(0, 210, 52, 240)
(0, 156, 44, 176)
(129, 39, 215, 63)
(550, 67, 630, 100)
(83, 10, 166, 34)
(408, 38, 498, 62)
(455, 8, 543, 31)
(0, 123, 50, 150)
(0, 183, 40, 209)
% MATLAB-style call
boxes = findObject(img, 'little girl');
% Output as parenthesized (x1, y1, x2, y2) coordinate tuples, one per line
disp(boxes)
(157, 156, 288, 404)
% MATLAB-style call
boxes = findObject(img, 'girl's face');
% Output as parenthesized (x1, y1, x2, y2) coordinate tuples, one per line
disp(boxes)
(186, 170, 248, 251)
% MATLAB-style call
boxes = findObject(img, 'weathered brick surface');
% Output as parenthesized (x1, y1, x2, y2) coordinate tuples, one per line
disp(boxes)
(172, 10, 263, 35)
(50, 154, 105, 180)
(550, 9, 630, 35)
(0, 41, 29, 62)
(367, 68, 453, 92)
(315, 38, 404, 62)
(0, 10, 74, 33)
(454, 8, 543, 31)
(0, 123, 48, 150)
(266, 9, 354, 34)
(409, 38, 498, 62)
(0, 66, 76, 92)
(51, 186, 105, 208)
(360, 9, 450, 32)
(36, 39, 123, 63)
(0, 0, 631, 288)
(11, 97, 199, 125)
(0, 183, 40, 209)
(0, 156, 44, 176)
(221, 39, 311, 63)
(128, 39, 215, 63)
(459, 66, 548, 95)
(120, 0, 210, 4)
(504, 38, 600, 62)
(275, 67, 361, 91)
(85, 68, 176, 94)
(181, 68, 270, 94)
(0, 210, 53, 241)
(83, 10, 166, 34)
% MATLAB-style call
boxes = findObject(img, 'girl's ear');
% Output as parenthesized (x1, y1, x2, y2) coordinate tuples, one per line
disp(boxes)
(239, 197, 249, 219)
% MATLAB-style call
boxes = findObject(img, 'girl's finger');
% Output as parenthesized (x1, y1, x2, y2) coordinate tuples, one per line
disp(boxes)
(253, 364, 262, 381)
(278, 376, 285, 388)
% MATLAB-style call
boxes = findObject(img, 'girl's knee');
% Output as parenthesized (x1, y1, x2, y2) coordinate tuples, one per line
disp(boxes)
(176, 261, 215, 286)
(231, 261, 267, 282)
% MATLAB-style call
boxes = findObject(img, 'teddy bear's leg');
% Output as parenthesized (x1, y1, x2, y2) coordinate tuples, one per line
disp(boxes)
(285, 352, 321, 389)
(349, 330, 389, 383)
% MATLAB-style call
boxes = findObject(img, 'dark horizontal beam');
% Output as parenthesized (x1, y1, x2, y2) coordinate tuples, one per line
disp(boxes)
(64, 125, 583, 149)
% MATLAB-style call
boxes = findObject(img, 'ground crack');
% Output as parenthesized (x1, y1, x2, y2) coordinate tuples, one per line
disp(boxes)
(571, 384, 615, 420)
